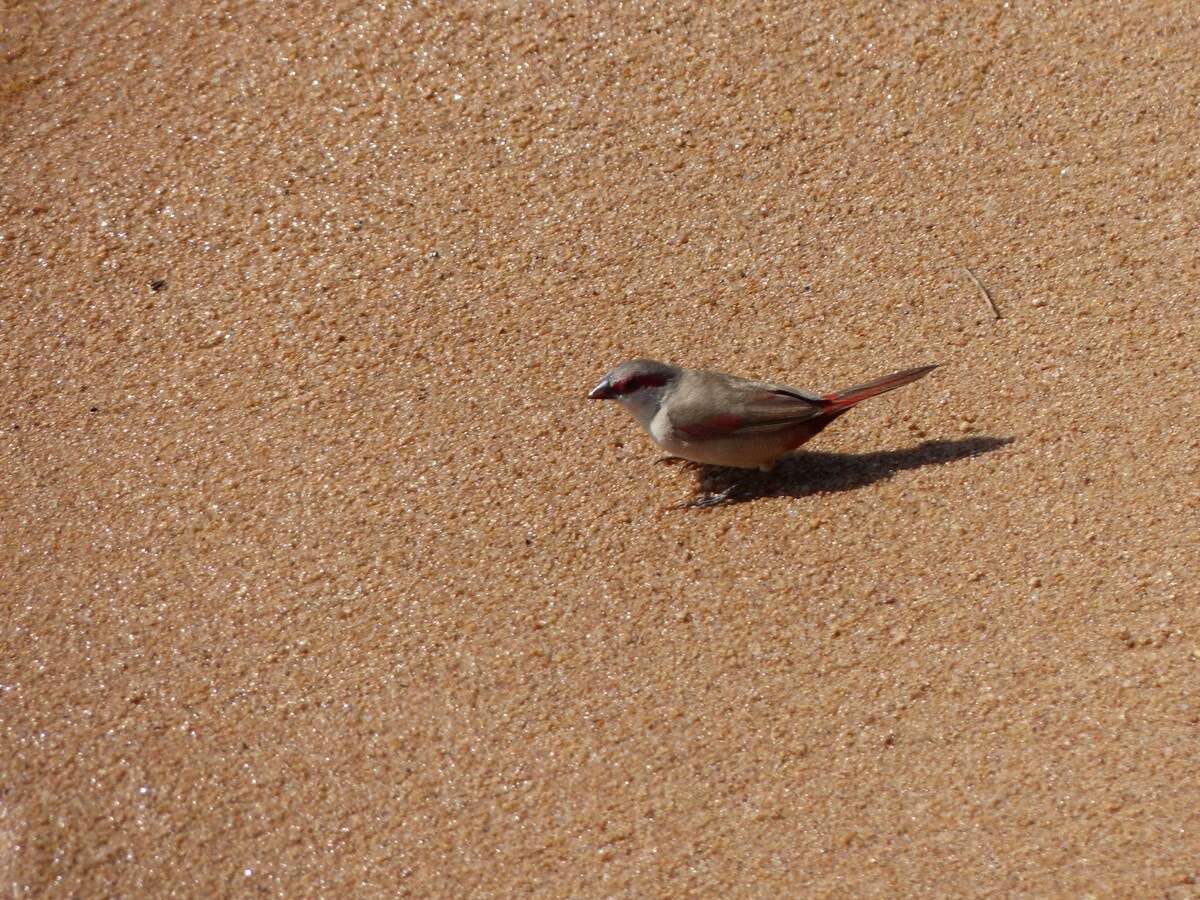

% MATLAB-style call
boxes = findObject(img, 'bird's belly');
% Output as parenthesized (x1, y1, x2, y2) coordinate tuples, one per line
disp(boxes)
(651, 420, 790, 469)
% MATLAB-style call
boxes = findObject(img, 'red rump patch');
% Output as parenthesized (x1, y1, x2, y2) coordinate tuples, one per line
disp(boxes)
(679, 414, 743, 439)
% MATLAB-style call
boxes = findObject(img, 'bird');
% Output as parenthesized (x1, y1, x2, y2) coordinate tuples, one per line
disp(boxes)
(588, 358, 937, 505)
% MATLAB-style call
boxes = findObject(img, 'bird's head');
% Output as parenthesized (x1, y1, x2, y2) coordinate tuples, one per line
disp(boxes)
(588, 358, 679, 424)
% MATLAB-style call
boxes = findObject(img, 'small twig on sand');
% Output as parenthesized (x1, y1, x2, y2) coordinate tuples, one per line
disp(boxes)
(963, 266, 1002, 320)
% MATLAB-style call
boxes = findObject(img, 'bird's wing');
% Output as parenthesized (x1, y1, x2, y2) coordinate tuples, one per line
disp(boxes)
(669, 377, 828, 439)
(752, 379, 826, 404)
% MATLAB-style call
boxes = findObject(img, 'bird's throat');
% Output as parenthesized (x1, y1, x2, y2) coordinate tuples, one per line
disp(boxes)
(618, 388, 664, 432)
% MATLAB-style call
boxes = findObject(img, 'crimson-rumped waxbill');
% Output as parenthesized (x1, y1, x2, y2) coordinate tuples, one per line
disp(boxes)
(588, 359, 937, 474)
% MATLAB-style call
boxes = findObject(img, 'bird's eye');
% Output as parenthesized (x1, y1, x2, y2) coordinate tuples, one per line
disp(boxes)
(613, 374, 665, 395)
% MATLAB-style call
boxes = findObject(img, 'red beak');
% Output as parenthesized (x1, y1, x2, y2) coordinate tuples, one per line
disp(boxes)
(588, 378, 614, 400)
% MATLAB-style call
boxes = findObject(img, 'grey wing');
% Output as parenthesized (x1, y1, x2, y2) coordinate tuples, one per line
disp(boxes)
(751, 379, 827, 405)
(668, 373, 827, 438)
(730, 379, 828, 430)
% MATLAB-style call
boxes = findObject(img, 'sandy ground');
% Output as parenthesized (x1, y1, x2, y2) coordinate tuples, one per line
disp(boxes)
(2, 1, 1198, 895)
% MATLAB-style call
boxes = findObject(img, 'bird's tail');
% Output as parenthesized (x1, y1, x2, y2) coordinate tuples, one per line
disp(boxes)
(822, 364, 938, 412)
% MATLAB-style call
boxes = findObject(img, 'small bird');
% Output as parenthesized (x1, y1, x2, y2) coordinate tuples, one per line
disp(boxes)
(588, 358, 937, 502)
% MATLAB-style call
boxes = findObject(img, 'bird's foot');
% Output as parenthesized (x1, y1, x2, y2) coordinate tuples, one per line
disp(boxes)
(655, 455, 692, 467)
(674, 481, 742, 510)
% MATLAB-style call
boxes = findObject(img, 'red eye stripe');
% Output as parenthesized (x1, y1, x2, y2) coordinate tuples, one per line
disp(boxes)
(613, 373, 666, 395)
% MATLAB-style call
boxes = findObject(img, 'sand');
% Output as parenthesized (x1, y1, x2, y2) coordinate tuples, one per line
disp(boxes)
(2, 1, 1198, 895)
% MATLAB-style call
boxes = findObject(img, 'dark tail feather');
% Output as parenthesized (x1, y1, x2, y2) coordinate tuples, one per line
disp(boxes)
(823, 364, 938, 412)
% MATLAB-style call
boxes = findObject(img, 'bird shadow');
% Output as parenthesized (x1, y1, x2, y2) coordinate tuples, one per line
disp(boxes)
(683, 435, 1014, 507)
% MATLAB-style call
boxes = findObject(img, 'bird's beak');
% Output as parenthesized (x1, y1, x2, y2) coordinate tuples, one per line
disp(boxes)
(588, 377, 614, 400)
